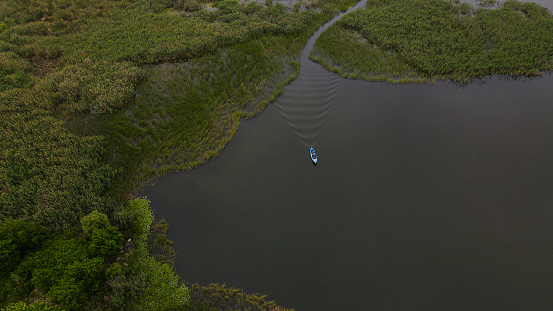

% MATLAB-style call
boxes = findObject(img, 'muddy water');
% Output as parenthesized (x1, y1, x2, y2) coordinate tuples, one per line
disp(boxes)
(139, 1, 553, 310)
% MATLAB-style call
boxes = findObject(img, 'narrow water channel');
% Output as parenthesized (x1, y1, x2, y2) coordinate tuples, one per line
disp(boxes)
(139, 2, 553, 310)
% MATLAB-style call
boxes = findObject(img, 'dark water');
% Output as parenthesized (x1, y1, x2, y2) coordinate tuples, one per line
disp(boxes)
(139, 2, 553, 310)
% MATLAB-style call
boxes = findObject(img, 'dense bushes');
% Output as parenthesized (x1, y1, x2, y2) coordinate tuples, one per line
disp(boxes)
(312, 0, 553, 82)
(38, 59, 143, 114)
(1, 202, 188, 311)
(0, 212, 121, 310)
(0, 220, 47, 284)
(107, 198, 189, 311)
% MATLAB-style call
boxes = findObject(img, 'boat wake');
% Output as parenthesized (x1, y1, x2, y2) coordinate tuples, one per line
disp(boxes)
(276, 0, 366, 158)
(276, 64, 340, 150)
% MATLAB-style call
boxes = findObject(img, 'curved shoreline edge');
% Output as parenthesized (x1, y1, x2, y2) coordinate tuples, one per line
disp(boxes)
(132, 0, 370, 192)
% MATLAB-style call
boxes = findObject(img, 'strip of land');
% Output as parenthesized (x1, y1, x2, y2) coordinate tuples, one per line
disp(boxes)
(310, 0, 553, 83)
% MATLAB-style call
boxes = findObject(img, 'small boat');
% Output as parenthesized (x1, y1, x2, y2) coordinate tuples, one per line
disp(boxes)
(310, 147, 317, 165)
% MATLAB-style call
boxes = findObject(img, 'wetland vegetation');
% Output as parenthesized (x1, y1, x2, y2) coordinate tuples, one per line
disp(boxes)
(4, 0, 550, 309)
(1, 0, 356, 309)
(310, 0, 553, 83)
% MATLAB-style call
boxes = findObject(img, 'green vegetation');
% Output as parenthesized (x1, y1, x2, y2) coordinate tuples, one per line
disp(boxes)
(97, 15, 333, 193)
(1, 200, 188, 311)
(1, 213, 121, 310)
(0, 89, 117, 230)
(1, 0, 358, 309)
(310, 23, 425, 83)
(311, 0, 553, 83)
(107, 198, 189, 311)
(188, 283, 294, 310)
(65, 0, 360, 195)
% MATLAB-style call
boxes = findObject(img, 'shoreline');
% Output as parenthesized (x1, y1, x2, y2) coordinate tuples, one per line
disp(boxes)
(128, 2, 369, 194)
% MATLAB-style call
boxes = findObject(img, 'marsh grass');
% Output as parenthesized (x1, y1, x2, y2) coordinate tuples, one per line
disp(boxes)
(188, 283, 294, 311)
(311, 0, 553, 83)
(97, 13, 335, 195)
(1, 0, 359, 308)
(0, 0, 342, 219)
(310, 25, 425, 83)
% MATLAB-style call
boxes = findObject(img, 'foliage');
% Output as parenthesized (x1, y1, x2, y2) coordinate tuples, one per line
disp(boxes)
(1, 228, 121, 309)
(1, 301, 62, 311)
(80, 210, 110, 237)
(212, 0, 239, 9)
(107, 256, 189, 311)
(89, 225, 123, 258)
(188, 283, 294, 311)
(313, 0, 553, 82)
(148, 219, 176, 264)
(0, 202, 185, 310)
(46, 278, 88, 311)
(0, 220, 49, 301)
(124, 198, 154, 250)
(107, 198, 189, 311)
(0, 0, 118, 27)
(0, 220, 48, 279)
(0, 211, 127, 309)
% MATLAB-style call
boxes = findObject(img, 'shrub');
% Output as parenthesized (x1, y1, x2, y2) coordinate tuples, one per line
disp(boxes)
(89, 226, 123, 258)
(46, 277, 88, 311)
(107, 198, 188, 311)
(80, 210, 110, 237)
(0, 220, 47, 280)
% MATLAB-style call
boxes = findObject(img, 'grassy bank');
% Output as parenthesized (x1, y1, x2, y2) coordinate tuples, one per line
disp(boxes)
(1, 0, 358, 309)
(65, 0, 360, 198)
(95, 13, 334, 196)
(310, 0, 553, 83)
(188, 283, 294, 310)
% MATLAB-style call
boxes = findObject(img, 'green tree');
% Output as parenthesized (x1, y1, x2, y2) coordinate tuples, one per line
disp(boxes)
(0, 220, 47, 279)
(46, 277, 87, 311)
(89, 226, 123, 258)
(80, 211, 110, 237)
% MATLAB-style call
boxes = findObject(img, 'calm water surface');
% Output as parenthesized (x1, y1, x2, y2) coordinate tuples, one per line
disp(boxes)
(140, 2, 553, 310)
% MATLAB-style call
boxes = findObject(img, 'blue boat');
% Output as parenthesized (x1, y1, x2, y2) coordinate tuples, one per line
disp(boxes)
(310, 147, 317, 165)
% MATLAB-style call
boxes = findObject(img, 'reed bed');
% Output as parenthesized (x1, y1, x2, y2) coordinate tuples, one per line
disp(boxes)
(311, 0, 553, 83)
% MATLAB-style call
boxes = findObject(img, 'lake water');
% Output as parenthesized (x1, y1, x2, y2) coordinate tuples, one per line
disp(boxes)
(139, 1, 553, 310)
